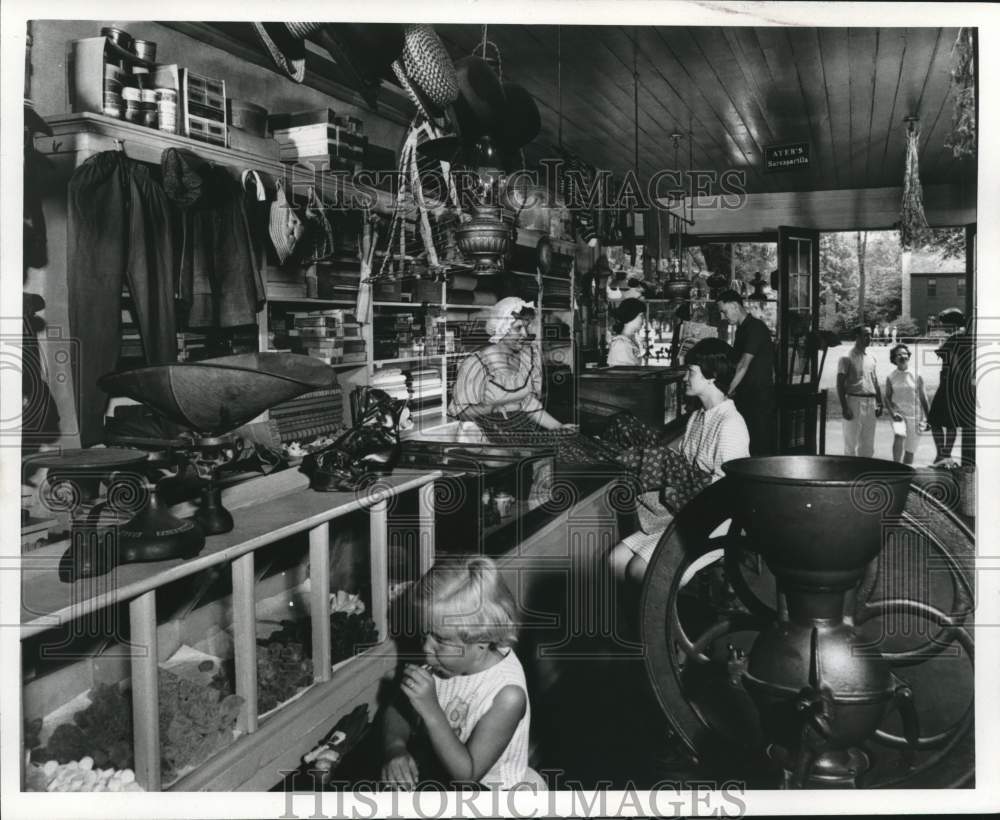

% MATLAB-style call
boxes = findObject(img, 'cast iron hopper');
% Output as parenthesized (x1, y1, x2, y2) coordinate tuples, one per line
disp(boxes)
(722, 456, 914, 590)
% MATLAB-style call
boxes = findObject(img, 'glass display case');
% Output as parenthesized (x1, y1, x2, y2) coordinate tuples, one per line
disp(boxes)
(20, 469, 439, 791)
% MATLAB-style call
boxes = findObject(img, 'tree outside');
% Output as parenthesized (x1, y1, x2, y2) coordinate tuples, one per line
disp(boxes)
(819, 228, 964, 337)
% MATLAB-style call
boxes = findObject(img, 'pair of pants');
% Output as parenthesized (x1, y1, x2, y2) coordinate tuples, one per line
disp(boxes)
(843, 395, 877, 457)
(735, 392, 776, 456)
(68, 151, 177, 446)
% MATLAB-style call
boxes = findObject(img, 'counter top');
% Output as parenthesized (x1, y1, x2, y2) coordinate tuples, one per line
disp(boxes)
(21, 468, 441, 637)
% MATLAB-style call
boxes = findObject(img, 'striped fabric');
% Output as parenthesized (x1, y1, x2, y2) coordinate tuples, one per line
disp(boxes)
(432, 649, 531, 789)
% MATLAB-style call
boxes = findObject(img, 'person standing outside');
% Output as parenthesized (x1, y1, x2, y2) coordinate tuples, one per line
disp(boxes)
(837, 325, 884, 457)
(716, 289, 776, 455)
(884, 343, 930, 464)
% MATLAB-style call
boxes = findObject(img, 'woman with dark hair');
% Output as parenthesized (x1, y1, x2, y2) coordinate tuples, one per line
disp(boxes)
(607, 337, 750, 585)
(884, 343, 930, 464)
(606, 298, 646, 366)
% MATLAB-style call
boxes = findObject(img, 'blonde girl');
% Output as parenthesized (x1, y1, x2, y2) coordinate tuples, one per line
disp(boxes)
(381, 556, 542, 790)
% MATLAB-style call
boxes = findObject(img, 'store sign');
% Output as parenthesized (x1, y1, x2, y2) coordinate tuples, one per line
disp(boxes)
(764, 142, 810, 172)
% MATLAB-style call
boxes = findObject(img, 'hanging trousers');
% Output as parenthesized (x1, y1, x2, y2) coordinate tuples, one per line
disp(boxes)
(67, 151, 177, 446)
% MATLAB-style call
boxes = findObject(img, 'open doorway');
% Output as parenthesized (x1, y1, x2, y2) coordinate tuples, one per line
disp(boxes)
(818, 228, 967, 465)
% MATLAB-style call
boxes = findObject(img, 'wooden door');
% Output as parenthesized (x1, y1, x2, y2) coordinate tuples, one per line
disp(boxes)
(777, 226, 821, 453)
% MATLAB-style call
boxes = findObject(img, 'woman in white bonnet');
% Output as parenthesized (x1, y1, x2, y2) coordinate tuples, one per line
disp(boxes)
(448, 297, 566, 434)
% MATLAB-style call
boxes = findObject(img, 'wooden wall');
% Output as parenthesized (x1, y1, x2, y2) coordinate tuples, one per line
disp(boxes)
(668, 183, 976, 235)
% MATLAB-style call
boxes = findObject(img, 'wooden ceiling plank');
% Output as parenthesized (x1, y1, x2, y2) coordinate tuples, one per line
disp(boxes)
(751, 26, 825, 193)
(780, 27, 837, 194)
(817, 28, 851, 190)
(719, 28, 782, 149)
(564, 26, 723, 180)
(846, 28, 878, 189)
(867, 28, 908, 187)
(685, 28, 777, 164)
(646, 26, 773, 191)
(918, 29, 969, 180)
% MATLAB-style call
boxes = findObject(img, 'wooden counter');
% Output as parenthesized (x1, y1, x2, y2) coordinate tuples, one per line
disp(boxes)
(21, 468, 441, 791)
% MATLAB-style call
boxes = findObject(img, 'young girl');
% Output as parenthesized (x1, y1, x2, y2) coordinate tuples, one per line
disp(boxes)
(381, 556, 540, 790)
(884, 343, 930, 464)
(606, 298, 646, 366)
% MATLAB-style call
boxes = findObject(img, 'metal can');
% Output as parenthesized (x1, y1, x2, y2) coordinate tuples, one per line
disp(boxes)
(103, 101, 123, 119)
(121, 86, 141, 103)
(131, 39, 157, 63)
(100, 26, 134, 54)
(155, 87, 178, 104)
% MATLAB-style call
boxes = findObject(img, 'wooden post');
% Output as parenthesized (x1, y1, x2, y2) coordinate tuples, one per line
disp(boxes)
(129, 590, 161, 791)
(231, 553, 258, 733)
(309, 523, 332, 680)
(369, 499, 389, 642)
(418, 482, 435, 576)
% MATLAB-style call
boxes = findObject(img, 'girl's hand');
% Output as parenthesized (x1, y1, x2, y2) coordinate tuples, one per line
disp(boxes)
(892, 412, 903, 422)
(401, 664, 439, 718)
(381, 750, 418, 789)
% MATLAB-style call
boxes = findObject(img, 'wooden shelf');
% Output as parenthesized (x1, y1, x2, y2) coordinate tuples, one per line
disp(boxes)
(372, 301, 429, 308)
(267, 297, 357, 306)
(36, 113, 393, 212)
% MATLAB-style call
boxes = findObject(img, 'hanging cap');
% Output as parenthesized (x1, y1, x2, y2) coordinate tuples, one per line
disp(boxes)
(269, 184, 305, 264)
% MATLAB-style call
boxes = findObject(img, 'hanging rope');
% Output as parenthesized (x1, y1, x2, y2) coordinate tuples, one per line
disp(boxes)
(632, 29, 639, 180)
(557, 27, 563, 150)
(900, 118, 929, 250)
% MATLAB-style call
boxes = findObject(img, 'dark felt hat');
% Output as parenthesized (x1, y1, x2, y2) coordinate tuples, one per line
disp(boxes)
(453, 56, 506, 138)
(497, 82, 540, 151)
(315, 23, 405, 109)
(253, 22, 404, 108)
(252, 22, 322, 83)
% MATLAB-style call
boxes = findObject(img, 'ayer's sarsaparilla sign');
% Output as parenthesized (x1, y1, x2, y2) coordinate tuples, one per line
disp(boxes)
(764, 142, 810, 172)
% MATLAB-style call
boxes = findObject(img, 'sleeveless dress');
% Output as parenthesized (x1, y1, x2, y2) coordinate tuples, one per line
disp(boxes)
(431, 649, 540, 789)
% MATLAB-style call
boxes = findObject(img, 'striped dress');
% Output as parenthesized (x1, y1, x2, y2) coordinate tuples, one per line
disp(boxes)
(431, 649, 532, 789)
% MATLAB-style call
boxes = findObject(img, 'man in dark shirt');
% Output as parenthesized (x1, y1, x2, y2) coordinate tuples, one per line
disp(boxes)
(717, 289, 776, 455)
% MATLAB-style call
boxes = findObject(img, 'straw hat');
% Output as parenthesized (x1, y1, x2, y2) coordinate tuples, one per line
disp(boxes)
(393, 25, 458, 123)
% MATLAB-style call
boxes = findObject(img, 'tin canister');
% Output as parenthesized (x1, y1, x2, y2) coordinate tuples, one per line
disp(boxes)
(104, 77, 123, 96)
(103, 62, 124, 80)
(155, 87, 178, 104)
(140, 89, 157, 105)
(131, 66, 152, 89)
(101, 26, 134, 54)
(121, 86, 141, 103)
(103, 93, 123, 119)
(141, 109, 158, 129)
(131, 39, 157, 62)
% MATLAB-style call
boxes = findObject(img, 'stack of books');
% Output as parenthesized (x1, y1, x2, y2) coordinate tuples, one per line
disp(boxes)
(316, 257, 362, 300)
(369, 368, 409, 401)
(268, 387, 343, 442)
(285, 310, 366, 364)
(406, 367, 443, 425)
(269, 108, 367, 171)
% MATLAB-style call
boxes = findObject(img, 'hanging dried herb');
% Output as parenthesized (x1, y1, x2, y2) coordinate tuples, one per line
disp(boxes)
(900, 122, 929, 250)
(945, 28, 976, 160)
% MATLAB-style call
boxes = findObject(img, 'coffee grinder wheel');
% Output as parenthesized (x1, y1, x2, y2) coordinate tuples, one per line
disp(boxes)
(640, 478, 974, 789)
